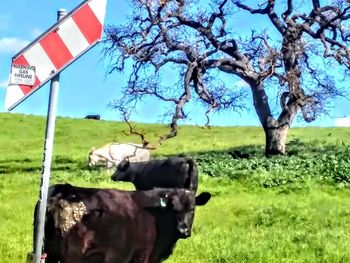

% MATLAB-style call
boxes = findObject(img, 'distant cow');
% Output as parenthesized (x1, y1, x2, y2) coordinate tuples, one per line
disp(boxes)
(88, 143, 150, 168)
(84, 114, 100, 120)
(42, 184, 211, 263)
(111, 157, 198, 192)
(229, 150, 250, 159)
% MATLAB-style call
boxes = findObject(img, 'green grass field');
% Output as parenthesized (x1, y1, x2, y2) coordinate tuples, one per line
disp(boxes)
(0, 113, 350, 263)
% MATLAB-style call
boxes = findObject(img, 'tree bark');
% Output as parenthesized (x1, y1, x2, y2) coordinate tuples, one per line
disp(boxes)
(264, 124, 290, 156)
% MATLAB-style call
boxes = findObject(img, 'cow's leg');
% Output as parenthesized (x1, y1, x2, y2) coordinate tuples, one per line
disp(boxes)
(43, 237, 61, 263)
(45, 254, 59, 263)
(81, 252, 105, 263)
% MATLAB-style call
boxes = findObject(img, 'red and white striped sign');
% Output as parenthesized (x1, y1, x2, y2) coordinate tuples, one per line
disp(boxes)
(5, 0, 107, 110)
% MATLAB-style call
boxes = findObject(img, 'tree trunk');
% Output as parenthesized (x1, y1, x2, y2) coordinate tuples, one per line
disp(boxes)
(250, 83, 297, 156)
(264, 124, 289, 156)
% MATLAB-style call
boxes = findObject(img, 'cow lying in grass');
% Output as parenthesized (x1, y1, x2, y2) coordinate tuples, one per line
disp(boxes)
(88, 143, 150, 168)
(41, 184, 211, 263)
(111, 157, 198, 192)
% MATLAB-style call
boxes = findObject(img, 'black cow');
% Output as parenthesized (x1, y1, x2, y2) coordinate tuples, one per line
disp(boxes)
(229, 150, 250, 159)
(111, 157, 198, 192)
(42, 184, 211, 263)
(84, 114, 100, 120)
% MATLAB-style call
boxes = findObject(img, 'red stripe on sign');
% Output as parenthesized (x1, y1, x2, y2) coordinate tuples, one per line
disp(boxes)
(40, 30, 73, 69)
(13, 54, 29, 66)
(20, 75, 41, 94)
(18, 84, 32, 94)
(32, 76, 41, 87)
(12, 55, 41, 95)
(72, 4, 102, 44)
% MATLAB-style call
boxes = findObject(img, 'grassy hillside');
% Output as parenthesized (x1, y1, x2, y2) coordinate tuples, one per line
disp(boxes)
(0, 113, 350, 262)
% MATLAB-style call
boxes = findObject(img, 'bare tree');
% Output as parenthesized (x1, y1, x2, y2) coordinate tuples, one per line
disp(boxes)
(104, 0, 350, 155)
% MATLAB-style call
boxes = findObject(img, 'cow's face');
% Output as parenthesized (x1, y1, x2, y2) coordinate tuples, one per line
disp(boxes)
(111, 159, 131, 181)
(88, 148, 111, 167)
(88, 150, 103, 167)
(168, 190, 211, 238)
(88, 148, 96, 166)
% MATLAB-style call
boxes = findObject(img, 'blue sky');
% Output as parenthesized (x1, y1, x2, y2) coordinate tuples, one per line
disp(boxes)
(0, 0, 349, 127)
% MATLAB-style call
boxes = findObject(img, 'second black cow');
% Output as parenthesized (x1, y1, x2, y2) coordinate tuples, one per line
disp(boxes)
(111, 157, 198, 192)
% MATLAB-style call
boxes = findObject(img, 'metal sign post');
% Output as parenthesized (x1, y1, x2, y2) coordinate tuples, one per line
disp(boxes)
(32, 10, 67, 263)
(4, 2, 107, 261)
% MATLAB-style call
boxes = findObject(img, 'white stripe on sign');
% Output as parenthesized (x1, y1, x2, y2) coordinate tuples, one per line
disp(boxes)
(89, 0, 107, 24)
(58, 17, 90, 57)
(5, 85, 24, 110)
(24, 43, 56, 82)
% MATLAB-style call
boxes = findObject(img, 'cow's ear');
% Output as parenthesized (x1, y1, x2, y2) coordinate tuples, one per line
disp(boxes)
(195, 192, 211, 206)
(89, 147, 95, 154)
(118, 159, 130, 171)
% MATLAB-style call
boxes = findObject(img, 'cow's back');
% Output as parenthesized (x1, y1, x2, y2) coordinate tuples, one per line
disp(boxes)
(44, 186, 156, 263)
(132, 157, 198, 191)
(109, 143, 150, 163)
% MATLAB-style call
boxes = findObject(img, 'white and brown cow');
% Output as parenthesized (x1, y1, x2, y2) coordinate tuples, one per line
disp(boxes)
(88, 143, 150, 168)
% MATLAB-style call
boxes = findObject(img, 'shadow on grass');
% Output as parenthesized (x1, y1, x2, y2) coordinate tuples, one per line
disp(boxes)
(0, 158, 92, 175)
(1, 140, 349, 181)
(170, 139, 349, 159)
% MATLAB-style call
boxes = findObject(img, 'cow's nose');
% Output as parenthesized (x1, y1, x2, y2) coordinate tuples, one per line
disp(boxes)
(178, 225, 190, 238)
(111, 173, 117, 181)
